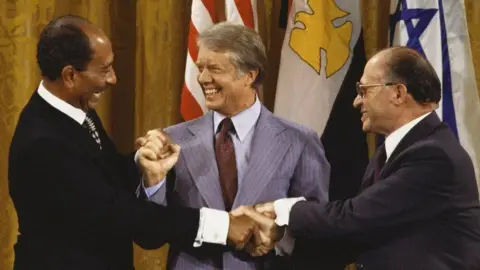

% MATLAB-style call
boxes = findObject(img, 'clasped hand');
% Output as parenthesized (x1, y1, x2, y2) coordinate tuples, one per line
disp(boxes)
(228, 202, 283, 257)
(135, 129, 180, 187)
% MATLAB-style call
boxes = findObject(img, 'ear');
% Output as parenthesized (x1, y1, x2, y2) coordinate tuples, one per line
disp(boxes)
(244, 69, 259, 87)
(393, 83, 408, 105)
(61, 65, 76, 89)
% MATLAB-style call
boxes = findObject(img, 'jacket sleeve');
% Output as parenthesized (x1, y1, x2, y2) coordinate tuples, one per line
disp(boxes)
(288, 144, 454, 241)
(24, 137, 200, 250)
(288, 130, 330, 202)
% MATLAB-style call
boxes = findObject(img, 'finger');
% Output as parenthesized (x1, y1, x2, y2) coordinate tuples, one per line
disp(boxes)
(254, 203, 276, 219)
(159, 145, 181, 170)
(254, 202, 273, 213)
(146, 129, 172, 145)
(158, 144, 180, 159)
(239, 225, 254, 250)
(169, 143, 181, 154)
(138, 148, 157, 161)
(252, 225, 262, 247)
(158, 143, 180, 158)
(135, 137, 147, 148)
(240, 206, 273, 226)
(260, 211, 276, 219)
(230, 205, 248, 217)
(158, 150, 173, 160)
(144, 141, 161, 157)
(146, 135, 166, 153)
(256, 245, 270, 257)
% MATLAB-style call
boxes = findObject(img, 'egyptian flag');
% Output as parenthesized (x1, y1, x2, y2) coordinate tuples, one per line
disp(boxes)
(274, 0, 369, 200)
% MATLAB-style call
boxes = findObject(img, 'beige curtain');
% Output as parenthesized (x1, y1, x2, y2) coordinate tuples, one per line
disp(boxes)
(1, 1, 479, 269)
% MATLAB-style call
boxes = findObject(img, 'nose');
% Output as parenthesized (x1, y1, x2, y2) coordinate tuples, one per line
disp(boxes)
(197, 69, 212, 85)
(353, 94, 362, 109)
(106, 68, 117, 85)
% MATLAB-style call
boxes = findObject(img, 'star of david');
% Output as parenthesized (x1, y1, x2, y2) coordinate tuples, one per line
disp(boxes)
(389, 0, 438, 56)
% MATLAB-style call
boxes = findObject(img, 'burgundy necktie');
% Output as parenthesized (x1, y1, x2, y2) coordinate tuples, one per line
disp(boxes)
(215, 117, 237, 211)
(374, 144, 386, 183)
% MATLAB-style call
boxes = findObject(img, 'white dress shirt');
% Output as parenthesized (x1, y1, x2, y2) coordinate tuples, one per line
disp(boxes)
(274, 111, 434, 254)
(38, 81, 86, 124)
(194, 97, 262, 247)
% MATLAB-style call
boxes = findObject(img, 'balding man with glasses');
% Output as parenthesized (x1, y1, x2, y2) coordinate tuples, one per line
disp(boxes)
(236, 46, 480, 270)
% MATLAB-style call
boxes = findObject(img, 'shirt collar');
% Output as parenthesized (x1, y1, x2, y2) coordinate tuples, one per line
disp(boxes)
(37, 80, 87, 125)
(385, 111, 433, 160)
(213, 96, 261, 142)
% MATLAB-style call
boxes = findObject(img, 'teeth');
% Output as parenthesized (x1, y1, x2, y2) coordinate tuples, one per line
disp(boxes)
(205, 89, 219, 95)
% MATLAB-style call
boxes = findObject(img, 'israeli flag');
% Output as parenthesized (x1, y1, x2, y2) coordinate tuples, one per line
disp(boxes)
(390, 0, 480, 188)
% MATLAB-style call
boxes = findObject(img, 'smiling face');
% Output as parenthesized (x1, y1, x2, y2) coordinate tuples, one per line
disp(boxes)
(353, 54, 398, 135)
(69, 29, 116, 112)
(196, 45, 256, 116)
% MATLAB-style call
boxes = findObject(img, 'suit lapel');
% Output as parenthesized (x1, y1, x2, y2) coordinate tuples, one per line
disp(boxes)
(182, 112, 225, 209)
(34, 93, 103, 159)
(361, 113, 444, 189)
(233, 108, 290, 207)
(360, 152, 379, 190)
(380, 112, 444, 179)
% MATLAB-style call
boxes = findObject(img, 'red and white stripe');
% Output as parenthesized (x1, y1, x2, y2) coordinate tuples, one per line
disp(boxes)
(225, 0, 258, 30)
(180, 0, 217, 120)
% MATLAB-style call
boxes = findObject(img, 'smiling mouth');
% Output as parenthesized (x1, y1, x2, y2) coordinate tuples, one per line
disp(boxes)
(204, 88, 221, 97)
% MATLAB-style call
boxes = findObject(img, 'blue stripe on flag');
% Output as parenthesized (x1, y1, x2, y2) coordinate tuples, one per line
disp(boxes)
(437, 0, 458, 137)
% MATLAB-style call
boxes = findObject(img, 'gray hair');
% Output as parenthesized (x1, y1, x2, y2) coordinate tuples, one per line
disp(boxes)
(197, 22, 267, 89)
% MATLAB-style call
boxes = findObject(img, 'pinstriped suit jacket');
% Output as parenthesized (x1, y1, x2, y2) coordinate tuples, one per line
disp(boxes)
(151, 105, 330, 270)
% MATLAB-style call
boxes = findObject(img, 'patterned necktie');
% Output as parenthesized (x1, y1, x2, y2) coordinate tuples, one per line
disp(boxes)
(374, 144, 386, 183)
(215, 117, 237, 211)
(83, 114, 102, 149)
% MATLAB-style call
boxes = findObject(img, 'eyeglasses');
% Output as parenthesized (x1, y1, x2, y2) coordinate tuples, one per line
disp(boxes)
(356, 82, 398, 98)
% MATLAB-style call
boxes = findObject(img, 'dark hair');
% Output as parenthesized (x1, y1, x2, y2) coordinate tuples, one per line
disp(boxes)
(384, 46, 441, 104)
(37, 15, 94, 80)
(197, 22, 267, 90)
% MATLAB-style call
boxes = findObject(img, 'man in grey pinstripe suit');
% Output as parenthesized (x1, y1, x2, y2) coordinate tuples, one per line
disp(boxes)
(146, 22, 330, 269)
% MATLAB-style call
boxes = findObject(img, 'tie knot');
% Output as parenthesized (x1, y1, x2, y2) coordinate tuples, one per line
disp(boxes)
(218, 117, 235, 135)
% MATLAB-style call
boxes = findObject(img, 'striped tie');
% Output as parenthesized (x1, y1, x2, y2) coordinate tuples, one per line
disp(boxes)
(83, 115, 102, 149)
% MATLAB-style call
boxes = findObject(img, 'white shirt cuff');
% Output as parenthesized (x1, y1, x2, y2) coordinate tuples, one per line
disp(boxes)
(134, 150, 140, 163)
(274, 197, 305, 226)
(194, 208, 229, 247)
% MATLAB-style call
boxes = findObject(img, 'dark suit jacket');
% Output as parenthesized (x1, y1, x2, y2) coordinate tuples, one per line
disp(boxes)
(8, 92, 200, 270)
(288, 113, 480, 270)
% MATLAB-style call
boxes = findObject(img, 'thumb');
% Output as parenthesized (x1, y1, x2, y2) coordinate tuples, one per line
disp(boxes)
(139, 148, 157, 161)
(160, 144, 181, 170)
(240, 206, 273, 227)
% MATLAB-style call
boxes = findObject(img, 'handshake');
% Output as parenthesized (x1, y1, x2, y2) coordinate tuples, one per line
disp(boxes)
(136, 129, 285, 257)
(227, 202, 283, 257)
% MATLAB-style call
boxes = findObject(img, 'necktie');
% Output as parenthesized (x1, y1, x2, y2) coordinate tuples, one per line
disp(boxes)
(374, 144, 386, 183)
(215, 117, 237, 211)
(83, 114, 102, 149)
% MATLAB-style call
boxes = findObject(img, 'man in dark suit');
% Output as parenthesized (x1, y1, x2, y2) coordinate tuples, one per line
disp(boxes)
(147, 22, 330, 270)
(235, 46, 480, 269)
(8, 15, 256, 270)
